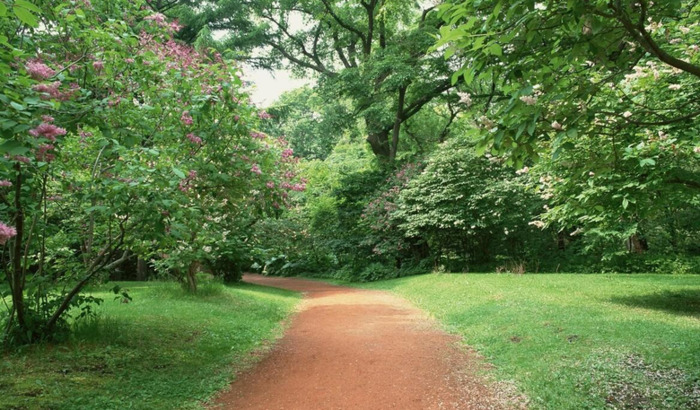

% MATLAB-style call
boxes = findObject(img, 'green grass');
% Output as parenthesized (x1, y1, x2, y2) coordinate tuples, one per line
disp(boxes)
(0, 280, 300, 409)
(358, 273, 700, 409)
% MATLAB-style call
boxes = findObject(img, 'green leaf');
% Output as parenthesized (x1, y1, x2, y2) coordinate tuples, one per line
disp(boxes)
(488, 43, 503, 56)
(0, 140, 29, 156)
(13, 4, 38, 28)
(639, 158, 656, 167)
(0, 3, 7, 17)
(15, 0, 41, 14)
(622, 198, 629, 209)
(172, 167, 186, 179)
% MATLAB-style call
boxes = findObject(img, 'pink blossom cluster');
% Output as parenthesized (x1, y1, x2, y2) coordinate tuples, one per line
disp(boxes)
(36, 144, 56, 163)
(250, 131, 266, 140)
(0, 222, 17, 245)
(186, 133, 202, 144)
(251, 164, 262, 175)
(0, 180, 12, 187)
(140, 34, 202, 71)
(178, 170, 198, 192)
(93, 60, 104, 71)
(281, 148, 294, 159)
(363, 163, 422, 231)
(32, 81, 78, 101)
(29, 121, 66, 142)
(25, 61, 55, 80)
(13, 155, 31, 164)
(181, 111, 193, 125)
(144, 13, 183, 32)
(266, 181, 275, 189)
(144, 13, 166, 24)
(258, 111, 272, 120)
(280, 182, 306, 192)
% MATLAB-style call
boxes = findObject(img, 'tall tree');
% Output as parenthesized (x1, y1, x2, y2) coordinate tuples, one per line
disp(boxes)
(169, 0, 458, 161)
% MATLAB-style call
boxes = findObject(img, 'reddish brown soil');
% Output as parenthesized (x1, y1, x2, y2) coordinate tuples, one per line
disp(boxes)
(211, 274, 509, 409)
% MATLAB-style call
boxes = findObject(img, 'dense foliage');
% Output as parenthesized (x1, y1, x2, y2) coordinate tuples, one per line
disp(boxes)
(2, 0, 699, 345)
(247, 1, 699, 280)
(0, 0, 303, 344)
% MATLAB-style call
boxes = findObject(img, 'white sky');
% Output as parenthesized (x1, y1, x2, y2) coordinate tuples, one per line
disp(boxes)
(242, 66, 311, 107)
(235, 11, 311, 107)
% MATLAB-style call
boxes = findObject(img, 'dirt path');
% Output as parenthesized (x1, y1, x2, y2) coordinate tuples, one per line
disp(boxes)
(211, 274, 510, 409)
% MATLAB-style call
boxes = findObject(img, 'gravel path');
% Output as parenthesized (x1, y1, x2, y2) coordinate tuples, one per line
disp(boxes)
(211, 274, 509, 409)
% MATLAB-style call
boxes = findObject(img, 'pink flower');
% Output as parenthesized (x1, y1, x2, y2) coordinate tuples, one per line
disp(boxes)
(32, 82, 77, 101)
(13, 155, 31, 164)
(0, 180, 12, 187)
(250, 131, 266, 140)
(178, 170, 198, 192)
(144, 13, 166, 24)
(0, 222, 17, 245)
(186, 133, 202, 144)
(125, 58, 135, 64)
(93, 60, 104, 71)
(251, 164, 262, 175)
(169, 20, 183, 32)
(281, 148, 294, 159)
(258, 111, 272, 120)
(25, 61, 55, 80)
(266, 181, 275, 189)
(181, 111, 193, 125)
(29, 122, 67, 141)
(42, 115, 55, 123)
(32, 81, 60, 99)
(36, 144, 56, 162)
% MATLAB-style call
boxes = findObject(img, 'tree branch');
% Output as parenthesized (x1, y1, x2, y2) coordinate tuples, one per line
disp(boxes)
(320, 0, 367, 48)
(610, 4, 700, 78)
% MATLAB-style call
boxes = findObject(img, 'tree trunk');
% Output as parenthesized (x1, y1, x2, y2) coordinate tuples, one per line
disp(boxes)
(366, 128, 391, 158)
(186, 261, 199, 293)
(390, 86, 407, 160)
(136, 257, 148, 281)
(11, 163, 26, 330)
(626, 234, 648, 253)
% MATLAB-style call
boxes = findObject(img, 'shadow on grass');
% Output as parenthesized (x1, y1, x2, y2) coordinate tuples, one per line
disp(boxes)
(228, 281, 301, 298)
(610, 289, 700, 317)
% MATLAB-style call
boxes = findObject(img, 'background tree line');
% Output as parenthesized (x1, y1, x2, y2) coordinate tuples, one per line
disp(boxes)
(161, 0, 699, 280)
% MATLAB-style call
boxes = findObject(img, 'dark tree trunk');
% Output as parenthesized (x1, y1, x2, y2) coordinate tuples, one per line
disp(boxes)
(186, 261, 199, 293)
(136, 257, 148, 281)
(366, 127, 391, 158)
(390, 86, 407, 160)
(626, 234, 649, 253)
(11, 163, 26, 330)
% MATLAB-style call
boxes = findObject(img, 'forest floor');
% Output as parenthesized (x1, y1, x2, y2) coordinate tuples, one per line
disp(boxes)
(212, 274, 523, 410)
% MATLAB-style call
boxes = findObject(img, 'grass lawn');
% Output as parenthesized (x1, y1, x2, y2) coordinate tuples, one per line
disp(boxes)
(359, 273, 700, 409)
(0, 280, 300, 409)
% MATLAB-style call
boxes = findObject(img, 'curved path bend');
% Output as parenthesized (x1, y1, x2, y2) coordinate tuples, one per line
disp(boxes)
(211, 274, 510, 409)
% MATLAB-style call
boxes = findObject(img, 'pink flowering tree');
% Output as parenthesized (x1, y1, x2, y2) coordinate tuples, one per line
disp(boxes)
(0, 1, 303, 343)
(360, 162, 425, 266)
